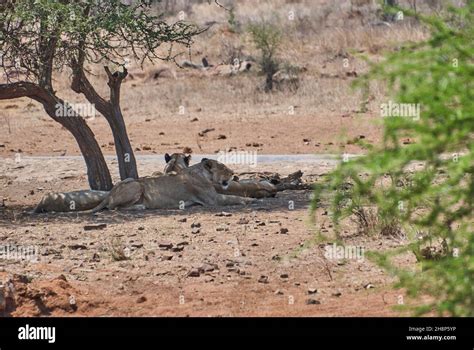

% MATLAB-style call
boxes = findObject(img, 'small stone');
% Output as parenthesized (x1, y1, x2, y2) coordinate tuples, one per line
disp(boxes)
(191, 222, 201, 228)
(84, 224, 107, 231)
(158, 243, 173, 250)
(215, 212, 232, 217)
(136, 296, 147, 303)
(279, 228, 289, 234)
(258, 275, 269, 284)
(306, 299, 321, 305)
(201, 263, 218, 272)
(177, 218, 187, 223)
(91, 253, 100, 262)
(307, 287, 318, 295)
(187, 269, 200, 277)
(274, 289, 284, 295)
(280, 273, 289, 279)
(68, 244, 87, 250)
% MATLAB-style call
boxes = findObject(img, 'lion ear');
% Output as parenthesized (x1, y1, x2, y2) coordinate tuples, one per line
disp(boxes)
(165, 153, 171, 163)
(201, 158, 212, 170)
(185, 155, 191, 166)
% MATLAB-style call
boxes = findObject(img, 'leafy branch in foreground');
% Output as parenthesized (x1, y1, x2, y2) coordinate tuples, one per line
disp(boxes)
(312, 3, 473, 316)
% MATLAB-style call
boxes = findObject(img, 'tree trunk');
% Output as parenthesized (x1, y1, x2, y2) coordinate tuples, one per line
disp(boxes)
(0, 82, 113, 191)
(71, 65, 139, 180)
(104, 66, 139, 180)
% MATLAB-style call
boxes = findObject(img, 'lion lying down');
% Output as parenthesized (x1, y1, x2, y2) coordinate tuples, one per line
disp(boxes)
(89, 158, 256, 212)
(33, 152, 191, 213)
(163, 153, 304, 198)
(33, 153, 304, 213)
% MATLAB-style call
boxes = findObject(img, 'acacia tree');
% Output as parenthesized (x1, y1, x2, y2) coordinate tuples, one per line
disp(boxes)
(0, 0, 202, 190)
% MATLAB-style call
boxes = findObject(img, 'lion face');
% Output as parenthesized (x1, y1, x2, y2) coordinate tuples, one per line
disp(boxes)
(164, 153, 191, 174)
(201, 158, 234, 190)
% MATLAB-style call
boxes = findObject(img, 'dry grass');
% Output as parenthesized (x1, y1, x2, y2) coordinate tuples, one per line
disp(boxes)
(34, 0, 436, 121)
(351, 206, 404, 237)
(110, 238, 130, 262)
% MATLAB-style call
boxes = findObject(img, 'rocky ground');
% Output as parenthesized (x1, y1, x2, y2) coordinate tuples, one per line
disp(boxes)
(0, 156, 413, 316)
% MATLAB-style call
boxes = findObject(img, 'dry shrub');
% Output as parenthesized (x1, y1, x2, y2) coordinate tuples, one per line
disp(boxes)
(110, 238, 130, 261)
(351, 205, 403, 237)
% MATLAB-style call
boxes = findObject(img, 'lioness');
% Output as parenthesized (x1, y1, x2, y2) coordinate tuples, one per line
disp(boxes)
(33, 153, 191, 213)
(33, 190, 109, 213)
(89, 158, 255, 213)
(151, 152, 191, 176)
(163, 153, 304, 199)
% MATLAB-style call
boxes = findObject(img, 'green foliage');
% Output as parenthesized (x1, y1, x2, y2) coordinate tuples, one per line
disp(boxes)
(227, 7, 240, 33)
(312, 4, 474, 316)
(247, 21, 281, 92)
(0, 0, 202, 82)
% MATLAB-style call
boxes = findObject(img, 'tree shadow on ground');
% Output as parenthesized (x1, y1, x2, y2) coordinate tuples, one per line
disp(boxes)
(0, 190, 313, 227)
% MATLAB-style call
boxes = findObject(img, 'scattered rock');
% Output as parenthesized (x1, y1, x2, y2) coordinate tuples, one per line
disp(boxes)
(280, 273, 289, 279)
(198, 128, 215, 137)
(83, 224, 107, 231)
(237, 218, 249, 224)
(91, 253, 100, 262)
(217, 134, 227, 140)
(258, 275, 269, 284)
(187, 269, 201, 277)
(364, 283, 375, 289)
(158, 243, 173, 250)
(306, 299, 321, 305)
(68, 244, 88, 250)
(307, 287, 318, 295)
(279, 228, 289, 234)
(274, 289, 284, 295)
(215, 212, 232, 217)
(191, 222, 201, 228)
(191, 228, 201, 235)
(171, 246, 184, 252)
(201, 263, 218, 272)
(136, 296, 147, 303)
(177, 218, 187, 223)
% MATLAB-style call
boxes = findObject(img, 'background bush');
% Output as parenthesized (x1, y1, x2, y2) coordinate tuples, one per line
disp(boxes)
(312, 2, 474, 316)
